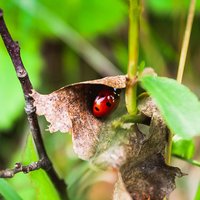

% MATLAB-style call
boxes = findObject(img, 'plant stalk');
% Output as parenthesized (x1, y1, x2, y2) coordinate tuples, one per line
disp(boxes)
(125, 0, 140, 115)
(167, 0, 196, 165)
(177, 0, 196, 83)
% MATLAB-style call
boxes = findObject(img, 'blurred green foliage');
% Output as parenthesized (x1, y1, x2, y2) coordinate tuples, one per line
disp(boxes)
(1, 0, 200, 131)
(0, 0, 126, 131)
(0, 179, 22, 200)
(172, 137, 195, 159)
(0, 0, 200, 200)
(6, 134, 61, 200)
(22, 135, 60, 200)
(146, 0, 200, 15)
(195, 183, 200, 200)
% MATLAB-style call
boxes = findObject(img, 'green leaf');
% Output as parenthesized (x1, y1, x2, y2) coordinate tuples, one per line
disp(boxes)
(172, 136, 195, 159)
(22, 134, 61, 200)
(140, 76, 200, 138)
(0, 179, 22, 200)
(195, 183, 200, 200)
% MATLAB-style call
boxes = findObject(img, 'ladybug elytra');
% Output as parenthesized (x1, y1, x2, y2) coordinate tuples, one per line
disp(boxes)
(92, 88, 121, 118)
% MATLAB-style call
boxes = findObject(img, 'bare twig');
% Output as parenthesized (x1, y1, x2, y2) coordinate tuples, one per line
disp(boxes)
(0, 9, 68, 199)
(0, 160, 45, 178)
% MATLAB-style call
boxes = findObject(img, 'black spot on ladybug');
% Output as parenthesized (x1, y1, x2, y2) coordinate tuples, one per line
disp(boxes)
(106, 102, 112, 107)
(95, 107, 100, 111)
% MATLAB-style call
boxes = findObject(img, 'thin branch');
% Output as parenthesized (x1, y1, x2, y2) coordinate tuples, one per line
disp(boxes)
(0, 160, 45, 178)
(177, 0, 196, 83)
(0, 9, 68, 200)
(173, 154, 200, 168)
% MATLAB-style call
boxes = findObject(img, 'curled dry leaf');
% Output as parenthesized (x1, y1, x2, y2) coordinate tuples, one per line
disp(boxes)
(31, 75, 126, 159)
(31, 75, 183, 199)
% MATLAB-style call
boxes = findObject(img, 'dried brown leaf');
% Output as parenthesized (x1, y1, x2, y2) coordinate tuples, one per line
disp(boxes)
(31, 75, 183, 199)
(120, 154, 183, 200)
(31, 75, 126, 159)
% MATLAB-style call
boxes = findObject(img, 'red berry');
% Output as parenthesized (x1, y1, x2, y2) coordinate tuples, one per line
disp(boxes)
(93, 88, 120, 118)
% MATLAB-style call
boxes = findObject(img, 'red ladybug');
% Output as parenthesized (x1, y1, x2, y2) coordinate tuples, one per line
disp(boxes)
(93, 88, 121, 118)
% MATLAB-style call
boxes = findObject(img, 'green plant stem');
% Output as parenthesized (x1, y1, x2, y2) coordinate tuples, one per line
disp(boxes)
(166, 132, 173, 164)
(125, 0, 140, 115)
(112, 113, 150, 128)
(166, 0, 196, 165)
(177, 0, 196, 83)
(173, 154, 200, 168)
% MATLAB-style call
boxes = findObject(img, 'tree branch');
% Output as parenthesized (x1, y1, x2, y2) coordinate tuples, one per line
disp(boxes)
(0, 9, 68, 200)
(0, 160, 46, 178)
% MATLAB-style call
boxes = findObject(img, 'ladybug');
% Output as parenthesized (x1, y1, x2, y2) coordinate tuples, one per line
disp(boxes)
(93, 87, 121, 118)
